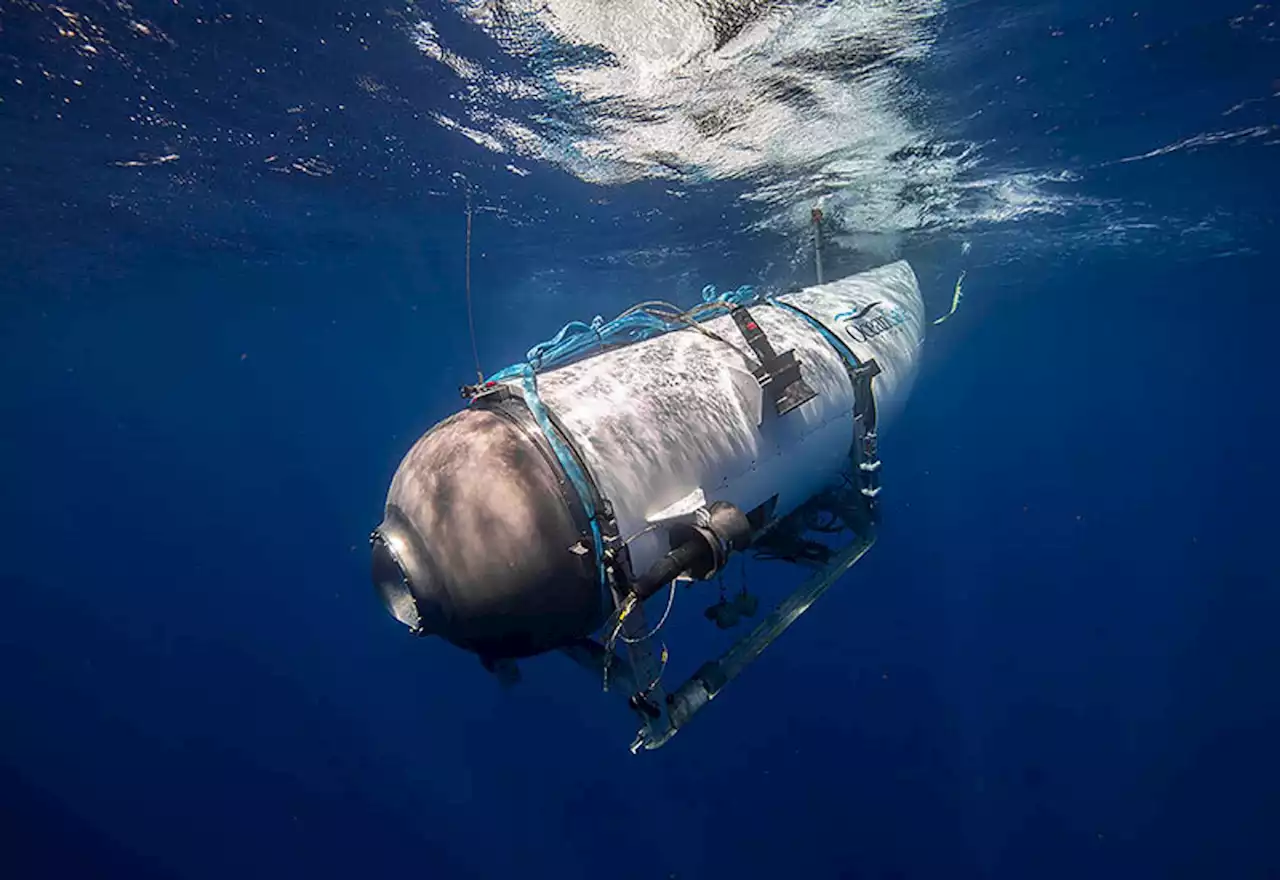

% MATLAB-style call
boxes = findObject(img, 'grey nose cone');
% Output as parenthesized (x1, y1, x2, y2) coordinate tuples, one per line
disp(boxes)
(371, 405, 606, 659)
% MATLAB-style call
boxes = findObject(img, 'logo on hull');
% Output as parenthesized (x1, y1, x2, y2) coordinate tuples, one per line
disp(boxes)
(836, 300, 908, 344)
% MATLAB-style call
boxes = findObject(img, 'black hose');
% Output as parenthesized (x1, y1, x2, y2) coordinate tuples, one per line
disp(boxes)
(631, 538, 710, 603)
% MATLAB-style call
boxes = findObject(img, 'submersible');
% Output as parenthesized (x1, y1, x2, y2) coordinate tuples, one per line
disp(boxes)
(371, 260, 925, 750)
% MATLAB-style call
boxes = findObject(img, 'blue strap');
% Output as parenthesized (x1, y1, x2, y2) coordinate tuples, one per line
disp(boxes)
(769, 297, 881, 506)
(767, 296, 863, 374)
(480, 281, 759, 595)
(515, 364, 608, 590)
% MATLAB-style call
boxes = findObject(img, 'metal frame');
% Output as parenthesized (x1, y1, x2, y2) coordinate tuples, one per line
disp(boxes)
(561, 527, 876, 752)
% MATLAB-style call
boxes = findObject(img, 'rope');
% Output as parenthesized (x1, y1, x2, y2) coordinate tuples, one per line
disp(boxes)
(484, 282, 758, 383)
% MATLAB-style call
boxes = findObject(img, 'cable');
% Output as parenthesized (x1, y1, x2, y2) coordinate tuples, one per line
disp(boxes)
(642, 643, 670, 695)
(618, 579, 678, 644)
(464, 193, 483, 384)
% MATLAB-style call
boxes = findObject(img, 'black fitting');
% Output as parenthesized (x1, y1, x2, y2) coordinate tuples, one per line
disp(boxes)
(630, 538, 708, 603)
(629, 501, 751, 603)
(705, 500, 752, 552)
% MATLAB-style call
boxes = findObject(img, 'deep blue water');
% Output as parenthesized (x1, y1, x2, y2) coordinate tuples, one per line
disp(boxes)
(2, 1, 1278, 878)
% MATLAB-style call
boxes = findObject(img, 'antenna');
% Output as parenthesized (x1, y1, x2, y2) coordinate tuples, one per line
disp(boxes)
(464, 190, 484, 384)
(811, 204, 825, 284)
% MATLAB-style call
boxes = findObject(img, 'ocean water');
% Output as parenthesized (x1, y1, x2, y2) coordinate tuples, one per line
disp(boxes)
(1, 1, 1277, 878)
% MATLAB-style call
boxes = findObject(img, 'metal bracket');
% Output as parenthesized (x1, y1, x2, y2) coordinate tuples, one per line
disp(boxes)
(849, 360, 883, 513)
(730, 307, 818, 416)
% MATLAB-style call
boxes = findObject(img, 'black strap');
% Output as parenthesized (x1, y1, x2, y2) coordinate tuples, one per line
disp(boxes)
(850, 359, 880, 434)
(849, 359, 882, 515)
(730, 306, 818, 416)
